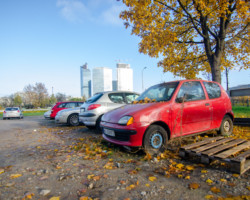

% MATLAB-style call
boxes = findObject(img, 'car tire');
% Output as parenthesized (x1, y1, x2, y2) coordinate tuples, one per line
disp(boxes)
(95, 115, 102, 132)
(217, 115, 233, 136)
(143, 125, 168, 156)
(67, 114, 79, 126)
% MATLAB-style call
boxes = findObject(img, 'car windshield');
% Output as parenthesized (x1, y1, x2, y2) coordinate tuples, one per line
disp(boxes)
(5, 107, 18, 111)
(137, 82, 179, 102)
(86, 93, 103, 103)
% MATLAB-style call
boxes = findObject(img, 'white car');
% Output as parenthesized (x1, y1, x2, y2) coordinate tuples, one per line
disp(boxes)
(55, 107, 81, 126)
(3, 107, 23, 119)
(44, 110, 52, 119)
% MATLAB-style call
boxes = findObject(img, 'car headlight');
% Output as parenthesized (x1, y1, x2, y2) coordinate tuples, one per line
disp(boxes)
(118, 116, 134, 126)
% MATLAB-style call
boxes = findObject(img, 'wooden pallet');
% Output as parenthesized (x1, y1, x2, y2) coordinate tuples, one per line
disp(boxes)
(179, 137, 250, 174)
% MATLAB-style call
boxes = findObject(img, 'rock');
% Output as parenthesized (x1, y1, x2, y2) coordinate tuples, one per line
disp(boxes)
(39, 189, 51, 196)
(166, 190, 172, 194)
(88, 183, 94, 189)
(141, 191, 147, 196)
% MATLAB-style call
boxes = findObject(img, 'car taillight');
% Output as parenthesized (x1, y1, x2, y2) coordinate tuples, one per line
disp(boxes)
(3, 111, 6, 113)
(17, 110, 20, 112)
(87, 104, 101, 110)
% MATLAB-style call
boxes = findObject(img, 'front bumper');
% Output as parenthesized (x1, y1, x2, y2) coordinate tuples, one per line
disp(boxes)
(101, 121, 146, 147)
(55, 115, 67, 124)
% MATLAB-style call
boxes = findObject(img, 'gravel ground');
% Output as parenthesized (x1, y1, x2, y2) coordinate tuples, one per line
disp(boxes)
(0, 116, 249, 200)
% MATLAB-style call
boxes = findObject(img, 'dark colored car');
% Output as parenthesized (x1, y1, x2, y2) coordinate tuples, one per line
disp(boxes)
(50, 101, 83, 119)
(101, 80, 234, 155)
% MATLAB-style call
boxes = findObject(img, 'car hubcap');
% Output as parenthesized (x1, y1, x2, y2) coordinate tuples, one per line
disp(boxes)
(71, 115, 78, 124)
(150, 133, 163, 149)
(224, 121, 230, 132)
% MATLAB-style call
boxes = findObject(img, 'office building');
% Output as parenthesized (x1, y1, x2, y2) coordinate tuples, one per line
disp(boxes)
(117, 63, 133, 91)
(92, 67, 112, 94)
(80, 63, 91, 98)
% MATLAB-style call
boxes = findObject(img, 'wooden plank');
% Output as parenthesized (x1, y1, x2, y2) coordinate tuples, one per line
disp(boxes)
(180, 137, 224, 150)
(230, 149, 250, 162)
(192, 138, 235, 153)
(215, 141, 250, 159)
(201, 139, 245, 156)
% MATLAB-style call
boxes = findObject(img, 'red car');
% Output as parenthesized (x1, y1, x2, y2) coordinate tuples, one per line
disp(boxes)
(50, 101, 83, 119)
(101, 80, 234, 155)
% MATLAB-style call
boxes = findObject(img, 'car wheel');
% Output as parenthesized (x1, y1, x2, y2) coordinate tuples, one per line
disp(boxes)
(143, 125, 168, 156)
(95, 115, 103, 132)
(67, 114, 79, 126)
(218, 115, 233, 136)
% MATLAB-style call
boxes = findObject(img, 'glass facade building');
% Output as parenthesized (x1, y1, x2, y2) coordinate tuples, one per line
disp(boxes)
(80, 64, 91, 98)
(117, 63, 133, 91)
(92, 67, 112, 95)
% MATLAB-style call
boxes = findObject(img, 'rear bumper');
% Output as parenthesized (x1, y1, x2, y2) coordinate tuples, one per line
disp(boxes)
(79, 113, 98, 126)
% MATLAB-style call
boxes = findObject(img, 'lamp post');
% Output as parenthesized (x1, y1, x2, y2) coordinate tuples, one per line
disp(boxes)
(142, 67, 147, 92)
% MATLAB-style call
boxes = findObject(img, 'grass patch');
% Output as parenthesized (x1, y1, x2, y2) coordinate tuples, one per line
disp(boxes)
(232, 106, 250, 118)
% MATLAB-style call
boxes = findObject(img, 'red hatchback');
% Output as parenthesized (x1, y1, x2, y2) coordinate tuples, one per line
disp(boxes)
(50, 101, 83, 119)
(101, 80, 234, 155)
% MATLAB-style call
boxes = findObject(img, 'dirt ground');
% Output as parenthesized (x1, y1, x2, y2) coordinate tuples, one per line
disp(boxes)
(0, 116, 249, 200)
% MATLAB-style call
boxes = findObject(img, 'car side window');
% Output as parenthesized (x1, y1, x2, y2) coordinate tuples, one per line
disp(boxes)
(109, 93, 125, 104)
(65, 102, 76, 108)
(77, 102, 83, 107)
(58, 103, 66, 108)
(177, 81, 206, 102)
(203, 82, 221, 99)
(124, 93, 139, 103)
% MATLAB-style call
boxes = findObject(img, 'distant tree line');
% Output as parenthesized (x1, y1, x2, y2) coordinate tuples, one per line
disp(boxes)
(0, 82, 84, 109)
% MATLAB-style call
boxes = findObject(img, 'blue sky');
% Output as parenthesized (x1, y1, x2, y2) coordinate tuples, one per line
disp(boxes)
(0, 0, 249, 97)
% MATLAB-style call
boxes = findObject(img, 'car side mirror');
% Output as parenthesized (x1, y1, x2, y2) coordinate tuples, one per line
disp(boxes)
(176, 97, 184, 103)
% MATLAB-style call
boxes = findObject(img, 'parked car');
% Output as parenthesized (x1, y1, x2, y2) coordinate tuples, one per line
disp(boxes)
(50, 101, 84, 119)
(55, 107, 82, 126)
(3, 107, 23, 119)
(44, 110, 52, 119)
(79, 91, 139, 130)
(101, 80, 234, 155)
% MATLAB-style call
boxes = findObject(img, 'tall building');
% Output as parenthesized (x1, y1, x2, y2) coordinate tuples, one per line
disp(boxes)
(117, 63, 133, 91)
(80, 63, 91, 98)
(92, 67, 112, 94)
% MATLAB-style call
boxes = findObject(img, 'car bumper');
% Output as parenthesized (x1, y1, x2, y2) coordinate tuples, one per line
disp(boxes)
(3, 113, 21, 118)
(79, 113, 98, 126)
(55, 115, 67, 124)
(101, 121, 147, 147)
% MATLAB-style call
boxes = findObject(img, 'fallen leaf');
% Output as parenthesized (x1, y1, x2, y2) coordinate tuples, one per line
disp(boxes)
(185, 176, 190, 180)
(87, 174, 95, 180)
(189, 183, 200, 190)
(0, 169, 4, 174)
(178, 174, 183, 178)
(145, 183, 150, 187)
(176, 163, 184, 169)
(220, 179, 227, 182)
(10, 174, 22, 179)
(22, 192, 34, 200)
(232, 174, 239, 177)
(49, 197, 60, 200)
(148, 176, 157, 181)
(206, 179, 213, 185)
(186, 165, 195, 171)
(126, 184, 136, 191)
(247, 186, 250, 191)
(210, 186, 221, 194)
(205, 195, 214, 199)
(93, 176, 100, 181)
(201, 170, 208, 173)
(128, 170, 138, 175)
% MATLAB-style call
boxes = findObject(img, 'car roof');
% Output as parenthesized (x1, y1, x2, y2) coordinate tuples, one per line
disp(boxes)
(94, 91, 140, 95)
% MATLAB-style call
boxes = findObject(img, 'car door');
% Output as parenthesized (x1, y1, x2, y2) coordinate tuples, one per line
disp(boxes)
(172, 81, 212, 136)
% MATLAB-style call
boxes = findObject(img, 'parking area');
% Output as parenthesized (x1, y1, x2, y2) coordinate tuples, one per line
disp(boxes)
(0, 117, 249, 200)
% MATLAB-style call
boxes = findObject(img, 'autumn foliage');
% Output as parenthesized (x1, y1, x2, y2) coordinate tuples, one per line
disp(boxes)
(120, 0, 249, 83)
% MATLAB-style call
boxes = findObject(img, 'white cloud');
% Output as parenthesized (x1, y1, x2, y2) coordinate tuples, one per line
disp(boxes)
(56, 0, 125, 25)
(101, 4, 124, 26)
(56, 0, 89, 23)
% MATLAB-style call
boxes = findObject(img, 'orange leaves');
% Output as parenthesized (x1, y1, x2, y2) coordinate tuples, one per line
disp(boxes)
(148, 176, 157, 181)
(210, 186, 221, 194)
(189, 183, 200, 190)
(0, 168, 4, 174)
(22, 192, 34, 200)
(10, 174, 22, 179)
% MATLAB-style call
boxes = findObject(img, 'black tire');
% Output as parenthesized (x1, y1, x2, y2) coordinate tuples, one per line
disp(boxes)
(95, 115, 103, 132)
(67, 114, 79, 126)
(143, 125, 168, 156)
(217, 115, 233, 136)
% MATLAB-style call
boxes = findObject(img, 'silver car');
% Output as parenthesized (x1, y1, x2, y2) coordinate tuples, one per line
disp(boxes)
(44, 110, 52, 119)
(79, 91, 139, 130)
(55, 107, 81, 126)
(3, 107, 23, 119)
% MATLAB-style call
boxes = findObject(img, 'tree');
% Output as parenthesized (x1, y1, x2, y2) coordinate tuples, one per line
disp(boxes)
(55, 93, 67, 102)
(14, 94, 22, 107)
(119, 0, 249, 83)
(49, 94, 57, 105)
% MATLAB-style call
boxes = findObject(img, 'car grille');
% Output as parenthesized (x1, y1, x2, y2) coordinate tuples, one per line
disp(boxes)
(104, 132, 130, 142)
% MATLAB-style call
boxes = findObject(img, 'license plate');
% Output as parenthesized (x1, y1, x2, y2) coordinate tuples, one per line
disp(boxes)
(104, 128, 115, 137)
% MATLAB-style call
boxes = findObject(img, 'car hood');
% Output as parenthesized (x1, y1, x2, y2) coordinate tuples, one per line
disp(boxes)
(102, 102, 170, 124)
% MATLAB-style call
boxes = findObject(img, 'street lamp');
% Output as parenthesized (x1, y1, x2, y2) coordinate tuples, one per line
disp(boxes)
(142, 66, 147, 92)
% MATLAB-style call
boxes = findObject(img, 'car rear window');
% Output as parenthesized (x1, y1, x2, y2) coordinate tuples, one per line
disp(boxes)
(86, 93, 103, 103)
(5, 108, 18, 111)
(203, 82, 221, 99)
(109, 93, 125, 104)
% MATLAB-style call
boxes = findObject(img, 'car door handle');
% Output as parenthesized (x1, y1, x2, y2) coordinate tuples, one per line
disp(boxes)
(205, 103, 210, 106)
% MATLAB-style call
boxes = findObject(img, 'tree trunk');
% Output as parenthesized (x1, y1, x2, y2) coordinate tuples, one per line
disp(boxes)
(209, 55, 222, 84)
